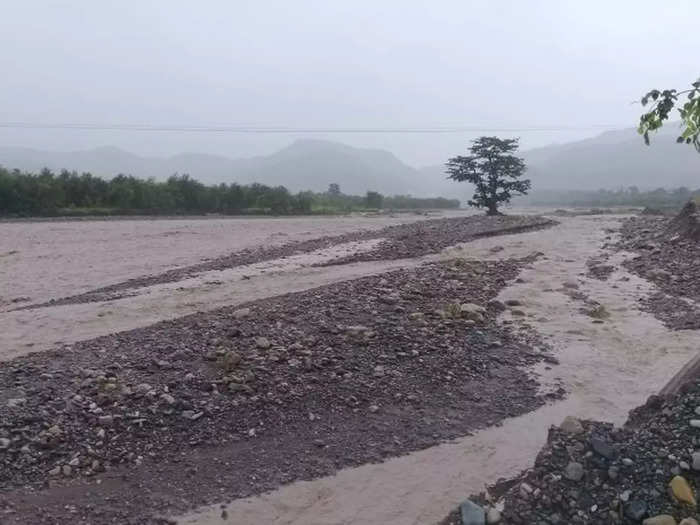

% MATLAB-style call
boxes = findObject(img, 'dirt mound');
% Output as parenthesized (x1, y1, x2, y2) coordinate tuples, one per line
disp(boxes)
(667, 201, 700, 241)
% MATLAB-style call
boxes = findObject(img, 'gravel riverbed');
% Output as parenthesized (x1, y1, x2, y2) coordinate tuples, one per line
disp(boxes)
(0, 254, 555, 524)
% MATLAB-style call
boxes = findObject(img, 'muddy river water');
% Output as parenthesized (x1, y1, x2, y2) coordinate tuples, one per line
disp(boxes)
(2, 212, 696, 525)
(173, 215, 699, 525)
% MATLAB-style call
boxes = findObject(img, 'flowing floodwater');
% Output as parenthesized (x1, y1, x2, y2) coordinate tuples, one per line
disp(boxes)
(172, 215, 700, 525)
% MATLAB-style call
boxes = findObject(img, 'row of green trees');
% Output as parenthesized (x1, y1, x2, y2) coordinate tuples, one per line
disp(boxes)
(0, 168, 460, 217)
(312, 185, 459, 212)
(528, 186, 699, 208)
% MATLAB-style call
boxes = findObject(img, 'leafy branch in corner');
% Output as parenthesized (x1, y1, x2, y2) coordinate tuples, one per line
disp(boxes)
(638, 77, 700, 152)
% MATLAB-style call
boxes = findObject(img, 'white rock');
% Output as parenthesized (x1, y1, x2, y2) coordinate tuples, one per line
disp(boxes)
(486, 508, 502, 524)
(560, 416, 584, 435)
(6, 397, 27, 408)
(232, 307, 251, 319)
(692, 452, 700, 471)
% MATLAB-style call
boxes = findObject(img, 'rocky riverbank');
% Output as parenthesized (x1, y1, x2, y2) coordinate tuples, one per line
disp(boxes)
(18, 214, 555, 309)
(0, 254, 556, 524)
(443, 382, 700, 525)
(494, 378, 700, 525)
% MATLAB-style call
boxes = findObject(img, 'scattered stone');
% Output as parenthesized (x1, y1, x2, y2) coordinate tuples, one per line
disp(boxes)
(460, 303, 486, 323)
(6, 397, 27, 408)
(643, 516, 677, 525)
(560, 416, 584, 435)
(565, 461, 584, 481)
(232, 307, 251, 319)
(0, 437, 10, 450)
(160, 393, 176, 405)
(255, 337, 271, 349)
(622, 457, 634, 466)
(692, 452, 700, 471)
(669, 475, 696, 506)
(98, 415, 114, 426)
(485, 507, 501, 524)
(459, 499, 485, 525)
(625, 500, 648, 521)
(590, 436, 616, 459)
(134, 383, 153, 395)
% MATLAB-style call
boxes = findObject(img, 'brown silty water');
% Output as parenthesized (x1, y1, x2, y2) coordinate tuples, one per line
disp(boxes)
(171, 215, 700, 525)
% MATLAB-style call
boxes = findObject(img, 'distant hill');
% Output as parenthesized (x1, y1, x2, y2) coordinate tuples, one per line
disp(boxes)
(2, 127, 698, 199)
(523, 126, 700, 190)
(421, 126, 700, 192)
(0, 140, 462, 197)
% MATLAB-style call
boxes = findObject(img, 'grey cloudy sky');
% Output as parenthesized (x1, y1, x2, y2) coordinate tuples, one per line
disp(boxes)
(0, 0, 697, 166)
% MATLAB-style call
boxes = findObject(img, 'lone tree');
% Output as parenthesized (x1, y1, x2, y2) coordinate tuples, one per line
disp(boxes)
(446, 136, 530, 215)
(638, 77, 700, 152)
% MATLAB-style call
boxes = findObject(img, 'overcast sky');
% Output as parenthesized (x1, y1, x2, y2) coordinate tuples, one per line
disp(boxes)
(0, 0, 697, 166)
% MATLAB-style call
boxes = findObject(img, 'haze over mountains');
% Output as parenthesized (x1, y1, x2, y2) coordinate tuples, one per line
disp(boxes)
(1, 126, 698, 198)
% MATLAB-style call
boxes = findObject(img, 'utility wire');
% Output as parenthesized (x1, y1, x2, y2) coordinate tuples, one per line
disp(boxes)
(0, 122, 628, 133)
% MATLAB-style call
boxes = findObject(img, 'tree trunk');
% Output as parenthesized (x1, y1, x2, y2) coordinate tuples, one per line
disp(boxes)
(486, 202, 499, 215)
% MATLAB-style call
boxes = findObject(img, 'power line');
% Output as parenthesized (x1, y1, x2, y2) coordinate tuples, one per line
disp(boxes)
(0, 122, 628, 134)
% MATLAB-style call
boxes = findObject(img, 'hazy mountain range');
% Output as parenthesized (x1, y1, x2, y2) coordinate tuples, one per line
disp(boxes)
(1, 126, 698, 197)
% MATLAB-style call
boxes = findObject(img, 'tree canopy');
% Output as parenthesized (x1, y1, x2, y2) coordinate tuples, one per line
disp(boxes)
(638, 77, 700, 152)
(446, 136, 530, 215)
(0, 167, 460, 217)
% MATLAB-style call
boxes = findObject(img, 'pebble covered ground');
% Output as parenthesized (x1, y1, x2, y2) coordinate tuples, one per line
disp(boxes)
(495, 385, 700, 525)
(0, 255, 556, 524)
(617, 202, 700, 329)
(19, 214, 555, 309)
